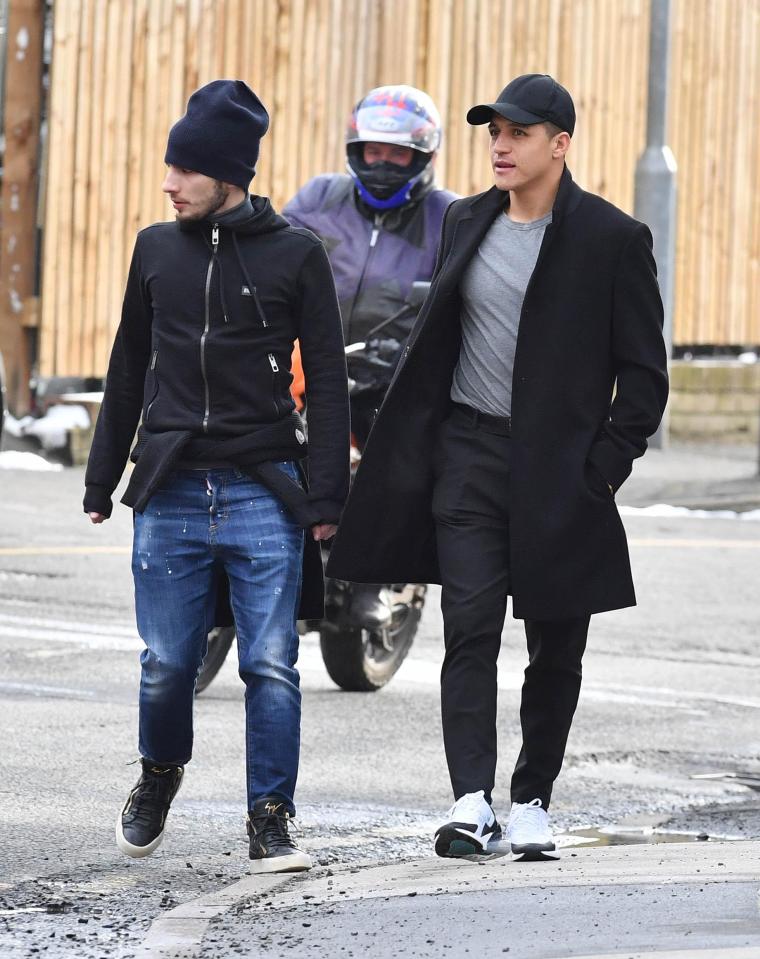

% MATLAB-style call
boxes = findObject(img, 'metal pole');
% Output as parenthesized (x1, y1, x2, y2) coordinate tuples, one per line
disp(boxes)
(634, 0, 677, 450)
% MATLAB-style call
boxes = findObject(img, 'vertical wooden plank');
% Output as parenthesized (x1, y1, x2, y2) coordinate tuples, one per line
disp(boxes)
(125, 0, 148, 243)
(744, 0, 760, 344)
(239, 0, 255, 90)
(52, 0, 82, 375)
(323, 0, 346, 176)
(184, 0, 202, 93)
(100, 0, 135, 370)
(669, 0, 690, 344)
(269, 0, 291, 206)
(77, 0, 105, 377)
(299, 0, 320, 186)
(223, 0, 243, 77)
(721, 0, 743, 345)
(0, 0, 44, 405)
(249, 0, 279, 201)
(196, 0, 217, 84)
(423, 0, 453, 187)
(67, 0, 93, 377)
(90, 0, 118, 375)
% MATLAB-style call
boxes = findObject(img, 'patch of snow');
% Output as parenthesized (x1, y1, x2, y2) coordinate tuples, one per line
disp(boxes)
(4, 404, 90, 450)
(0, 451, 62, 472)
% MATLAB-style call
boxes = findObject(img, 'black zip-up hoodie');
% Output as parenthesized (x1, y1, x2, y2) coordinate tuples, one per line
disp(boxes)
(84, 195, 350, 524)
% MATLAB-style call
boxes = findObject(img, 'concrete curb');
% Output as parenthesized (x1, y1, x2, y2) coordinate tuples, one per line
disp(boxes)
(136, 840, 760, 957)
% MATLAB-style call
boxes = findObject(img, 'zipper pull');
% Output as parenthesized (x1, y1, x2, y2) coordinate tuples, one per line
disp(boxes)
(268, 353, 279, 373)
(211, 224, 219, 251)
(369, 227, 379, 248)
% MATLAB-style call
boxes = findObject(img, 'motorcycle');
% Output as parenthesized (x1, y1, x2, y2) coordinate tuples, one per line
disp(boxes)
(195, 284, 430, 695)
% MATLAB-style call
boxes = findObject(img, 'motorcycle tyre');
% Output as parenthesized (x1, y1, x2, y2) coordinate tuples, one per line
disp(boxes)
(195, 625, 236, 695)
(319, 604, 422, 692)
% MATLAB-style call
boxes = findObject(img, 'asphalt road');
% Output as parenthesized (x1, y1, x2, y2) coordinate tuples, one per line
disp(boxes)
(0, 462, 759, 958)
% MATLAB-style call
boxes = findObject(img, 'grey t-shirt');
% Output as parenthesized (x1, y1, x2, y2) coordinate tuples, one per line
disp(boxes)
(450, 210, 552, 416)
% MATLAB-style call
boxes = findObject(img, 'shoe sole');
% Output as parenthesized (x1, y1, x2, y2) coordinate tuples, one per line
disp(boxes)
(511, 842, 559, 862)
(115, 771, 183, 859)
(434, 825, 501, 860)
(115, 811, 166, 859)
(249, 851, 313, 874)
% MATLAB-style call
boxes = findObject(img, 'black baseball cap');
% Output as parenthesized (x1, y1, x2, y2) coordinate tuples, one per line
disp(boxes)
(467, 74, 575, 136)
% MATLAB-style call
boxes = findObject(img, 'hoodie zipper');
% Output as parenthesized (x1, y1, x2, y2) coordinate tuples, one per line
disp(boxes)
(200, 223, 219, 433)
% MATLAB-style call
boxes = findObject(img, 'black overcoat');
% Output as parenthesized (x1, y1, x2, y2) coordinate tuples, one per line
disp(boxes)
(326, 168, 668, 620)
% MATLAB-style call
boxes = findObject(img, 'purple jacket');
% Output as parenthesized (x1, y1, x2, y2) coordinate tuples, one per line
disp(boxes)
(284, 174, 457, 344)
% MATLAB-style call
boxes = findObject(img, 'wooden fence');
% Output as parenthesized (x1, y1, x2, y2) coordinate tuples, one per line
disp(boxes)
(38, 0, 760, 377)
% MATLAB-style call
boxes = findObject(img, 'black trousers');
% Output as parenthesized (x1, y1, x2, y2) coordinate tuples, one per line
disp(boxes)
(432, 406, 589, 809)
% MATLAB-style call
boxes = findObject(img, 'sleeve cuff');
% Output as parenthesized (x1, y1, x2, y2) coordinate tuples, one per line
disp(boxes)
(83, 485, 114, 518)
(587, 440, 633, 493)
(307, 497, 344, 526)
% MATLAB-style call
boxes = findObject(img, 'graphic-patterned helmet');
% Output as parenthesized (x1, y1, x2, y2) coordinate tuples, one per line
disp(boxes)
(346, 85, 442, 154)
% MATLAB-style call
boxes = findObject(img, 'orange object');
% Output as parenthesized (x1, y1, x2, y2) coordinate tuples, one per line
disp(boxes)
(290, 340, 306, 411)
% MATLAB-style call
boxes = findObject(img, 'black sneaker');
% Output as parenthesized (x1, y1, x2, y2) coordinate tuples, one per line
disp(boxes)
(115, 759, 184, 858)
(247, 797, 312, 874)
(434, 790, 503, 859)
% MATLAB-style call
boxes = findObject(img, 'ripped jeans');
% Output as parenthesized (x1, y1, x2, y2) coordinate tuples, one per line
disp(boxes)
(131, 465, 304, 813)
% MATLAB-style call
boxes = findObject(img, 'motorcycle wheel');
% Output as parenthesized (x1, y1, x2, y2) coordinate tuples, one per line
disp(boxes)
(195, 625, 236, 695)
(319, 586, 425, 692)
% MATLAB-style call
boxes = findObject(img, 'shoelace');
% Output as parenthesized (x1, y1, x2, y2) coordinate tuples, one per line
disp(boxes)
(448, 791, 489, 823)
(127, 774, 176, 825)
(511, 798, 546, 829)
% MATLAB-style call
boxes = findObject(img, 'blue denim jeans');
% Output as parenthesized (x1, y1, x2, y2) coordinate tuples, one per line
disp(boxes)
(131, 464, 305, 813)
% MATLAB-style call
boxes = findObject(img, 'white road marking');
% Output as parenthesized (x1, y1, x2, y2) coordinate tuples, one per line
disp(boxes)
(1, 614, 759, 716)
(0, 612, 137, 637)
(0, 545, 130, 555)
(0, 623, 138, 651)
(0, 681, 96, 698)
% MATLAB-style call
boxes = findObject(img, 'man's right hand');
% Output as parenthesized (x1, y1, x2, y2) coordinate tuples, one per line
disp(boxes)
(88, 512, 107, 524)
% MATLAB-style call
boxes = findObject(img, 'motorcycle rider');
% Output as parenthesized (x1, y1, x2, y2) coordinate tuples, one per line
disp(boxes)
(284, 84, 457, 629)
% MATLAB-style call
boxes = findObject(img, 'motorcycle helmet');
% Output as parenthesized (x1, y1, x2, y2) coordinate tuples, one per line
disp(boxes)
(346, 85, 442, 211)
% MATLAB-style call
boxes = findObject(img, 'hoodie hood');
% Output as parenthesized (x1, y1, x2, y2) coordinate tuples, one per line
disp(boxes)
(179, 194, 289, 235)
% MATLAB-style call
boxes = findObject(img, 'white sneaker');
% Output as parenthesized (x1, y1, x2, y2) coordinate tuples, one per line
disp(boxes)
(434, 790, 502, 859)
(508, 798, 558, 861)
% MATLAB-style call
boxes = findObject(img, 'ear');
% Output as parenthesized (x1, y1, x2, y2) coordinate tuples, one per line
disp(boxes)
(552, 131, 571, 159)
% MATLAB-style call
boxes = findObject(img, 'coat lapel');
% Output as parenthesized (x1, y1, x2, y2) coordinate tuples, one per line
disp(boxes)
(438, 187, 507, 290)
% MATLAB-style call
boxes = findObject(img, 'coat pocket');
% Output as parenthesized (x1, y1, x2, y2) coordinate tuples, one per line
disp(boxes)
(583, 461, 613, 500)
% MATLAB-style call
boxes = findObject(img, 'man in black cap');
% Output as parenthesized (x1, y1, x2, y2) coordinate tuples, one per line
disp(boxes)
(326, 74, 668, 861)
(84, 80, 349, 870)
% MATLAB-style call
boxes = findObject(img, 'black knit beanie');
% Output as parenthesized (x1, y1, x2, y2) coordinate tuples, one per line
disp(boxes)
(164, 80, 269, 189)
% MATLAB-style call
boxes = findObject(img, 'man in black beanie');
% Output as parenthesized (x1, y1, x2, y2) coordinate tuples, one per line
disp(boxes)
(84, 79, 350, 871)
